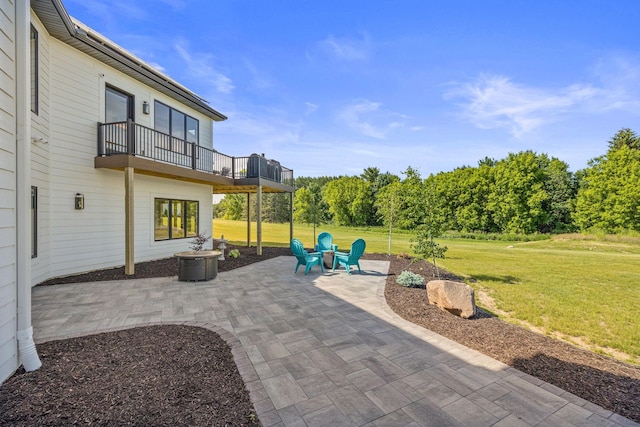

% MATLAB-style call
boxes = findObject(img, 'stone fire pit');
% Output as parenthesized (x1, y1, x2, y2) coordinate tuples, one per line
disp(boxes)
(174, 250, 222, 281)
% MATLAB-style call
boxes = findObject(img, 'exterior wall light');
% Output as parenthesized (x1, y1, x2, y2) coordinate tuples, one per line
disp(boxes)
(75, 193, 85, 210)
(142, 100, 150, 115)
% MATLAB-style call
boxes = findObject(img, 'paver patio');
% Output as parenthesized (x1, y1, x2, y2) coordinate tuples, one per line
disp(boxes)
(31, 256, 638, 426)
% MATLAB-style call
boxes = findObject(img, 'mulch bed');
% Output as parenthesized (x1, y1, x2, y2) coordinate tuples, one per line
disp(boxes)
(0, 326, 259, 426)
(36, 244, 286, 286)
(2, 243, 639, 425)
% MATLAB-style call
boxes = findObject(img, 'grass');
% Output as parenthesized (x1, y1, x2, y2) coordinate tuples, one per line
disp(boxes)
(212, 219, 640, 363)
(211, 219, 414, 254)
(438, 238, 640, 363)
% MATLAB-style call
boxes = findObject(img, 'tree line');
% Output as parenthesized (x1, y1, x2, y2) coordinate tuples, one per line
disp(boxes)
(215, 128, 640, 235)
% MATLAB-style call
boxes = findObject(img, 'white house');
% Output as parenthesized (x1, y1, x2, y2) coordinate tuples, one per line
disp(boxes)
(1, 0, 294, 384)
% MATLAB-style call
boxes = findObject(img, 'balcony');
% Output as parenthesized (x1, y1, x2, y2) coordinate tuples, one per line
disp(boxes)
(96, 120, 294, 193)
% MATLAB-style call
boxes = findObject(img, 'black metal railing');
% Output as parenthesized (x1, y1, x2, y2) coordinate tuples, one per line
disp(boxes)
(234, 155, 294, 186)
(98, 119, 293, 184)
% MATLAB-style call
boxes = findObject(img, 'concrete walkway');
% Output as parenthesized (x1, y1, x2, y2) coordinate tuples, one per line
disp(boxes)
(32, 256, 638, 427)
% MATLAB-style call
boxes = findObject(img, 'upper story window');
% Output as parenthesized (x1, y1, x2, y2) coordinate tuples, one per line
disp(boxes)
(30, 25, 38, 115)
(106, 85, 134, 122)
(154, 100, 199, 144)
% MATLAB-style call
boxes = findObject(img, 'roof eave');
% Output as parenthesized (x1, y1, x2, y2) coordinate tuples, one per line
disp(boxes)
(30, 0, 227, 122)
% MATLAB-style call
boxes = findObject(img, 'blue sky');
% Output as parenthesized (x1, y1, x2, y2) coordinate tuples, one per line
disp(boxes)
(64, 0, 640, 178)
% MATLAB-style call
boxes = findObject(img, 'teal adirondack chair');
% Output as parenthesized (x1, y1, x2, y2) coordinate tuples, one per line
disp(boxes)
(290, 238, 324, 275)
(332, 238, 366, 274)
(315, 232, 338, 254)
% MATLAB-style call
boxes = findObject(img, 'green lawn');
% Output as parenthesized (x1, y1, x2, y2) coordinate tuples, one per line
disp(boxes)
(211, 219, 414, 254)
(438, 238, 640, 363)
(212, 219, 640, 363)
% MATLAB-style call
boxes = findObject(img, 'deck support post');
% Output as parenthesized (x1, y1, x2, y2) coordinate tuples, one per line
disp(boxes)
(289, 191, 294, 244)
(246, 193, 251, 247)
(256, 184, 263, 256)
(125, 166, 135, 275)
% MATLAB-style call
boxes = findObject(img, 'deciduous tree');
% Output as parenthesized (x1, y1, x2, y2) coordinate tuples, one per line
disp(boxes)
(574, 145, 640, 232)
(375, 181, 402, 254)
(293, 183, 326, 242)
(216, 194, 245, 221)
(324, 176, 372, 226)
(486, 151, 550, 234)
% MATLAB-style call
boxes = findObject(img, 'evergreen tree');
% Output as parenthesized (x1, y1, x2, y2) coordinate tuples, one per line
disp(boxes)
(360, 167, 400, 225)
(607, 128, 640, 152)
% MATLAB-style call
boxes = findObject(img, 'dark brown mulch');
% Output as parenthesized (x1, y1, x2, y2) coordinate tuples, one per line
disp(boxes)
(2, 244, 639, 425)
(37, 243, 283, 286)
(0, 325, 259, 426)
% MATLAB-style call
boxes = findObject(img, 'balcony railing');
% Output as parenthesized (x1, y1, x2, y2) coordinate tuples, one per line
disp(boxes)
(98, 120, 294, 186)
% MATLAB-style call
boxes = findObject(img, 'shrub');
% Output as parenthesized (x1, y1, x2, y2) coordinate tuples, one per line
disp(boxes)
(396, 270, 425, 288)
(189, 231, 210, 251)
(228, 249, 240, 259)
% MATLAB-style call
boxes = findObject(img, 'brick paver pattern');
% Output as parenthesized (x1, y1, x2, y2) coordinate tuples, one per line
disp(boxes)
(32, 257, 639, 427)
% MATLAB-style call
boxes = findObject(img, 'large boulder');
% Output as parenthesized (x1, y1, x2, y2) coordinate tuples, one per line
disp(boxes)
(426, 280, 477, 319)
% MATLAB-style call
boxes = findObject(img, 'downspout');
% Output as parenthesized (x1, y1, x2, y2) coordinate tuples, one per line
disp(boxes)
(16, 0, 42, 371)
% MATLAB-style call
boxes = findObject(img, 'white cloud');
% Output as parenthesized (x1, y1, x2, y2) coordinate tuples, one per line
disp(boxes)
(68, 0, 147, 23)
(337, 100, 411, 139)
(316, 32, 371, 61)
(446, 58, 640, 138)
(338, 100, 384, 138)
(174, 40, 235, 94)
(216, 108, 303, 149)
(159, 0, 186, 9)
(242, 58, 273, 90)
(305, 102, 319, 114)
(445, 75, 599, 137)
(589, 54, 640, 112)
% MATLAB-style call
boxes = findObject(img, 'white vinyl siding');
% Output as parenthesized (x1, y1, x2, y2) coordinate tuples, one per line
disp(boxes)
(0, 0, 18, 384)
(42, 38, 213, 279)
(29, 13, 50, 285)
